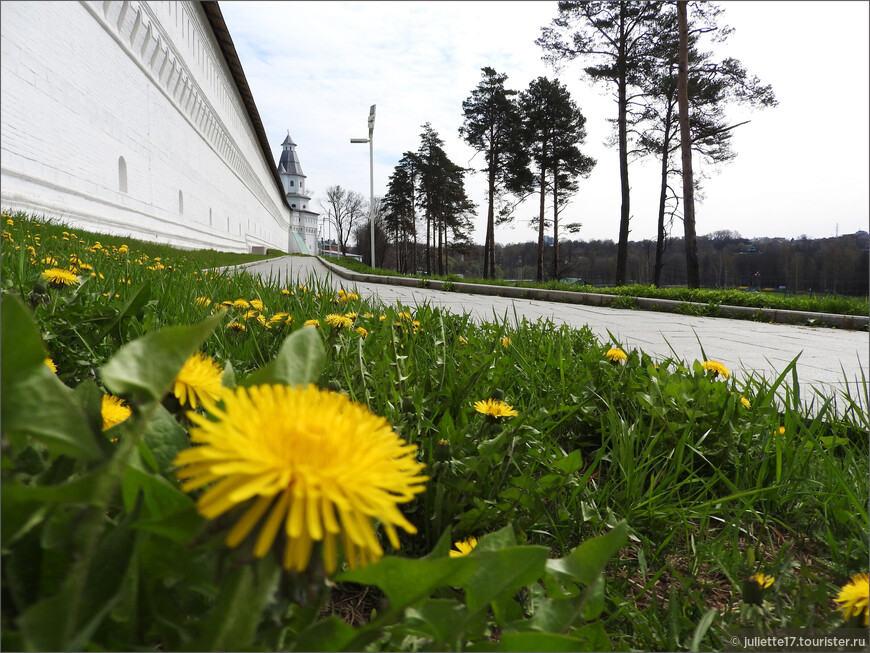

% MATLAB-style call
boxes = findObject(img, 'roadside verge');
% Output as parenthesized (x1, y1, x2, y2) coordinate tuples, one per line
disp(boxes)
(316, 256, 869, 331)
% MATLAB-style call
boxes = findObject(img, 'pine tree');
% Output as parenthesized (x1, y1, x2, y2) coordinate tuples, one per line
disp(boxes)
(459, 67, 533, 279)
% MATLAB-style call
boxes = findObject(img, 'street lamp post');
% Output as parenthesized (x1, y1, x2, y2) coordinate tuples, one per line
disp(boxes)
(351, 104, 376, 268)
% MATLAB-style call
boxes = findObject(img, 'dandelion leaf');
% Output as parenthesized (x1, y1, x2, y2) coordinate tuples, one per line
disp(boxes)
(241, 326, 325, 388)
(100, 312, 222, 401)
(1, 295, 103, 461)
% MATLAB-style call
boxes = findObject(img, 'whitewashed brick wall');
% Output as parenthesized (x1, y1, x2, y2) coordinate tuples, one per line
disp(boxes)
(1, 0, 297, 253)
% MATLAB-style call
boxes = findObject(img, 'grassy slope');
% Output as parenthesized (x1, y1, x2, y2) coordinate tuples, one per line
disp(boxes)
(329, 257, 870, 317)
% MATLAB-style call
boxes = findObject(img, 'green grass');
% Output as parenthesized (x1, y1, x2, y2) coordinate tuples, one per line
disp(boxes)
(2, 210, 868, 651)
(328, 257, 870, 318)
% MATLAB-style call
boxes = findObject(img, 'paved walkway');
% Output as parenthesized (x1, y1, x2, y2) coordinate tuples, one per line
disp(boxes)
(225, 256, 869, 409)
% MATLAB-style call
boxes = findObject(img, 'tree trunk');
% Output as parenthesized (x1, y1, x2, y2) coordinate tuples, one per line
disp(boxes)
(654, 102, 674, 287)
(615, 10, 631, 286)
(425, 208, 431, 275)
(483, 159, 496, 279)
(536, 161, 546, 282)
(677, 1, 699, 289)
(552, 169, 559, 280)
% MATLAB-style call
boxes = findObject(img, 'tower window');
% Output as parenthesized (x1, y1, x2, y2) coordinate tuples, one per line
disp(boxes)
(118, 156, 128, 193)
(290, 180, 294, 187)
(291, 204, 297, 208)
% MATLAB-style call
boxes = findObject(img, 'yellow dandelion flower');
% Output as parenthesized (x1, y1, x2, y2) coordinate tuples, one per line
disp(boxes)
(501, 336, 512, 348)
(281, 288, 290, 295)
(232, 299, 251, 309)
(242, 310, 261, 321)
(346, 292, 360, 301)
(44, 358, 57, 373)
(173, 351, 224, 410)
(227, 321, 247, 332)
(195, 296, 212, 308)
(325, 314, 354, 329)
(449, 537, 479, 558)
(363, 312, 374, 319)
(379, 314, 387, 322)
(356, 326, 368, 338)
(173, 384, 427, 572)
(268, 312, 289, 325)
(303, 319, 320, 328)
(605, 347, 627, 363)
(701, 360, 730, 379)
(751, 573, 775, 589)
(742, 572, 775, 606)
(250, 299, 264, 311)
(835, 573, 869, 626)
(41, 268, 79, 287)
(459, 336, 468, 345)
(41, 256, 58, 266)
(778, 425, 786, 436)
(473, 398, 518, 419)
(102, 394, 132, 431)
(5, 218, 12, 226)
(345, 312, 359, 320)
(740, 395, 751, 409)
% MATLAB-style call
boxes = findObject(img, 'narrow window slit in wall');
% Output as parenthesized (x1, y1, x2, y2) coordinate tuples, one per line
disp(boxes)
(178, 190, 184, 215)
(118, 156, 128, 192)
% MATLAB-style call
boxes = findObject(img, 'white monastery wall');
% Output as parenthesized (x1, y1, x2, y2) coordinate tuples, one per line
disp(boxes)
(1, 1, 298, 253)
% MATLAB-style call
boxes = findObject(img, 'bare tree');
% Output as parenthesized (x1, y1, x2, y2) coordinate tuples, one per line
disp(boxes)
(319, 185, 366, 256)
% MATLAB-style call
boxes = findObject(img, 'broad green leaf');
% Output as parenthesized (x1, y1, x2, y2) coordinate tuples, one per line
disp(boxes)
(189, 555, 280, 652)
(422, 525, 456, 560)
(0, 491, 48, 548)
(1, 468, 112, 507)
(141, 403, 191, 474)
(553, 449, 583, 475)
(89, 281, 151, 346)
(121, 450, 193, 519)
(100, 312, 222, 401)
(73, 379, 110, 444)
(241, 326, 325, 387)
(290, 616, 357, 652)
(1, 296, 103, 460)
(338, 555, 477, 614)
(18, 500, 140, 651)
(399, 598, 487, 646)
(131, 504, 204, 543)
(689, 608, 718, 652)
(463, 545, 550, 625)
(0, 293, 46, 378)
(473, 524, 517, 553)
(545, 521, 628, 586)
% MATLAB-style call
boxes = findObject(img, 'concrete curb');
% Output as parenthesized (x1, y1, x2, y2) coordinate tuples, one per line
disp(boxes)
(316, 256, 869, 331)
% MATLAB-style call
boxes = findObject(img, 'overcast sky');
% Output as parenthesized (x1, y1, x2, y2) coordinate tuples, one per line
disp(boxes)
(220, 1, 870, 245)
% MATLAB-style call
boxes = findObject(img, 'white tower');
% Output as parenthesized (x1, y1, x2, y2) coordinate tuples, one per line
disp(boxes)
(277, 133, 318, 254)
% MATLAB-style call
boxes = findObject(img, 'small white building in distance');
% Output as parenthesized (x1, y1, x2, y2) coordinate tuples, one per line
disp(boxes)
(0, 0, 316, 255)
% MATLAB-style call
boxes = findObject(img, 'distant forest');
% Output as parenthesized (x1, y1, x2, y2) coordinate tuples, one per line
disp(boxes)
(352, 229, 870, 296)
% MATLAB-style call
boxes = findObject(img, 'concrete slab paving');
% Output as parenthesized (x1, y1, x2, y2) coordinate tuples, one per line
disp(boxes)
(222, 255, 869, 409)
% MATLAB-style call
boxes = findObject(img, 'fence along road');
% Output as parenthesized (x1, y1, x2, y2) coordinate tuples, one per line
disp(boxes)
(221, 255, 869, 412)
